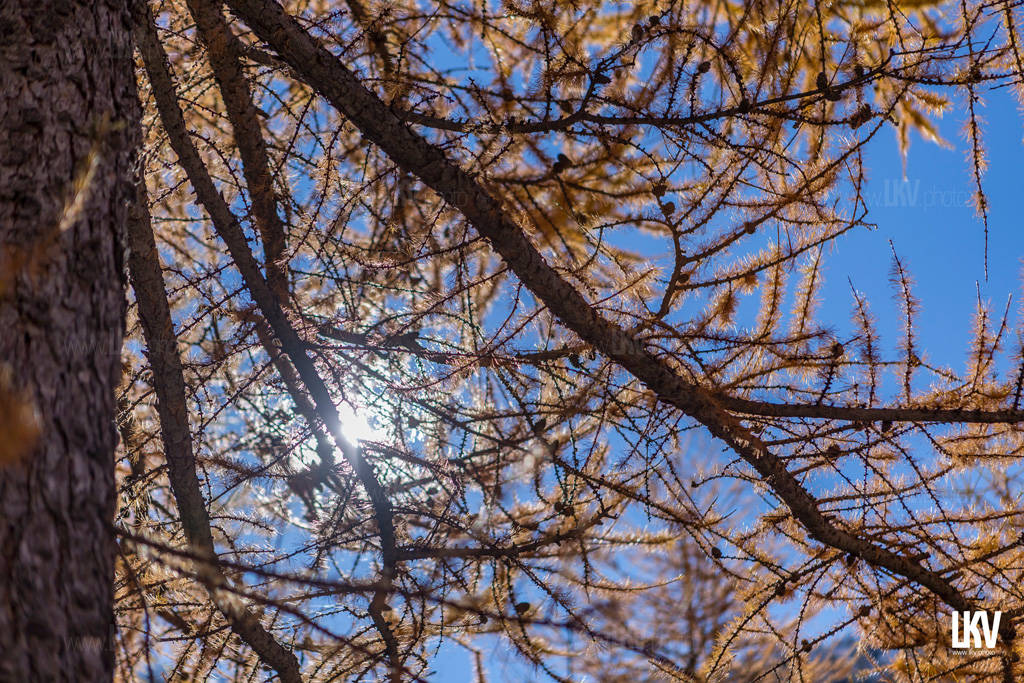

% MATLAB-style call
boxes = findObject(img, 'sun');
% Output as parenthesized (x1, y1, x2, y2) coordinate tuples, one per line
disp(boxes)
(335, 399, 381, 447)
(287, 397, 382, 471)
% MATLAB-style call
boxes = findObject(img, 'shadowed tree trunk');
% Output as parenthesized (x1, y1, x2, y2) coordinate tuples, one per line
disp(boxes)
(0, 1, 138, 679)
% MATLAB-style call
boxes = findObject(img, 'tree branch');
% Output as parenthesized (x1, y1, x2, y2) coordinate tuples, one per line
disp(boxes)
(135, 8, 404, 677)
(186, 0, 289, 301)
(222, 0, 1013, 634)
(716, 395, 1024, 425)
(126, 177, 303, 682)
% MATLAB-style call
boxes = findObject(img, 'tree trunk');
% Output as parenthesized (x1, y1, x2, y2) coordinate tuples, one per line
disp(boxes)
(0, 1, 138, 679)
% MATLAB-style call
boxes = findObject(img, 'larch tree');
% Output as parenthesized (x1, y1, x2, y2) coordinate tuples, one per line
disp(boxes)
(4, 0, 1024, 681)
(0, 0, 139, 680)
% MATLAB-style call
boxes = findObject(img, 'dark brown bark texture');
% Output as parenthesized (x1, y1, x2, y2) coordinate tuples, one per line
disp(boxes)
(0, 0, 138, 679)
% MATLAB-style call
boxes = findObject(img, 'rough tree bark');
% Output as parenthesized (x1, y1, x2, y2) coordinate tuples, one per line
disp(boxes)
(0, 1, 138, 679)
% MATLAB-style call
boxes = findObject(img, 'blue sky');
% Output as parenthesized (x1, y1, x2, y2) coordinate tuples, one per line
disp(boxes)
(424, 82, 1024, 683)
(277, 60, 1024, 683)
(166, 13, 1024, 680)
(818, 88, 1022, 374)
